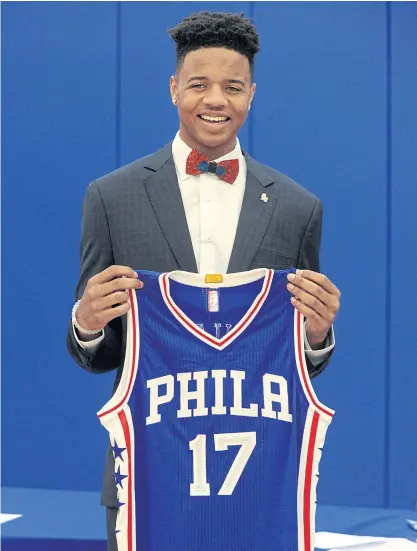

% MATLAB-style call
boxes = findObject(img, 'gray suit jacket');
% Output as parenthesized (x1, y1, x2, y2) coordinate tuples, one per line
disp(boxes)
(67, 141, 333, 507)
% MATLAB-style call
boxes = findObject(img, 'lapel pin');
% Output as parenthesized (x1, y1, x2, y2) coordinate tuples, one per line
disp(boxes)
(260, 193, 269, 203)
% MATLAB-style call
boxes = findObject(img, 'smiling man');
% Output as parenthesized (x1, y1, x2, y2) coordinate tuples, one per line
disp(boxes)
(68, 11, 340, 551)
(169, 46, 255, 160)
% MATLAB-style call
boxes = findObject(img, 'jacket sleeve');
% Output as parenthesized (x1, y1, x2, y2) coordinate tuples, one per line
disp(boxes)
(67, 181, 123, 374)
(297, 198, 335, 378)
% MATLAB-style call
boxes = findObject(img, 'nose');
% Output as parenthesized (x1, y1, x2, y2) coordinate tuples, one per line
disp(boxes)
(202, 86, 227, 108)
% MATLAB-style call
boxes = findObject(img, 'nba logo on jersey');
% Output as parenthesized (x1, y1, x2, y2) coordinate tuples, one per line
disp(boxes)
(98, 268, 334, 551)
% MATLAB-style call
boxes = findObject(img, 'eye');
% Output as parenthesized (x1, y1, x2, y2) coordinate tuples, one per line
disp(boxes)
(227, 86, 242, 93)
(190, 84, 205, 89)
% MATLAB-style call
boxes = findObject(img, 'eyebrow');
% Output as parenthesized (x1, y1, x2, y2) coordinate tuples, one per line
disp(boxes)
(186, 76, 246, 87)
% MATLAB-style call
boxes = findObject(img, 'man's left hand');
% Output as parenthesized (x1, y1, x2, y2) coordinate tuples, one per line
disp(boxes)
(287, 270, 341, 349)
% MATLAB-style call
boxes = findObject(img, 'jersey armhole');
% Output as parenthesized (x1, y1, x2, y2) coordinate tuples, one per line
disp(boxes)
(293, 310, 334, 420)
(97, 288, 140, 422)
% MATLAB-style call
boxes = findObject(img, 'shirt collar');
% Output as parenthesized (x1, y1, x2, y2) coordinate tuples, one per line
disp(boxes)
(172, 131, 244, 181)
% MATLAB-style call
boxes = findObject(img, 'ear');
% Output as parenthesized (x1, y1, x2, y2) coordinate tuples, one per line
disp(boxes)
(170, 75, 178, 103)
(249, 83, 256, 109)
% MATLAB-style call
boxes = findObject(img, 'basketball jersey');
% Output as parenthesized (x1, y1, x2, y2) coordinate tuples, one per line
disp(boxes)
(98, 268, 334, 551)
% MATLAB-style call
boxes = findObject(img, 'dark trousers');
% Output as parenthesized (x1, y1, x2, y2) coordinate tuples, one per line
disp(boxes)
(106, 507, 118, 551)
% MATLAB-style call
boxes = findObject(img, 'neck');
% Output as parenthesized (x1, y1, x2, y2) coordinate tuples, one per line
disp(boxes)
(179, 128, 237, 161)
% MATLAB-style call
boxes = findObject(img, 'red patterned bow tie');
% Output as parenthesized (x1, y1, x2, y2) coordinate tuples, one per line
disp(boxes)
(186, 149, 239, 184)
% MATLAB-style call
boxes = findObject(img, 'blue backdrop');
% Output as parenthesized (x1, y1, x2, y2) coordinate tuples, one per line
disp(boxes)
(2, 1, 417, 511)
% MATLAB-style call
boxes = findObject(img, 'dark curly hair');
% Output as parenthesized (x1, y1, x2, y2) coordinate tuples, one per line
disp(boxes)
(167, 11, 260, 78)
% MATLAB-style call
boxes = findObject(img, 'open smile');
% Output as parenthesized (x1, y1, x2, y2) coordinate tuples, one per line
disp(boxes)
(197, 114, 231, 125)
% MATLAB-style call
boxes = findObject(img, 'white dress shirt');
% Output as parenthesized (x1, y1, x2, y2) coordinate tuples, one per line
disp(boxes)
(74, 132, 335, 364)
(172, 131, 246, 274)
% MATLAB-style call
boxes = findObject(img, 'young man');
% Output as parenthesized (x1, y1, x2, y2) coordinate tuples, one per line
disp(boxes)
(67, 11, 340, 551)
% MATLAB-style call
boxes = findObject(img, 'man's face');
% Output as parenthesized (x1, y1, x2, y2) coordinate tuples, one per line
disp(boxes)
(170, 47, 256, 159)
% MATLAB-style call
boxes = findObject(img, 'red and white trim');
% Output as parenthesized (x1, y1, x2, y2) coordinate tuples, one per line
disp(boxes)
(97, 287, 139, 551)
(297, 407, 331, 551)
(97, 288, 140, 421)
(294, 308, 333, 551)
(101, 407, 136, 551)
(116, 408, 136, 551)
(159, 269, 274, 350)
(294, 309, 334, 419)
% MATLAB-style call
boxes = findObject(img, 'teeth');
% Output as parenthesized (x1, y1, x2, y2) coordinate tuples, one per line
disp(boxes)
(200, 115, 228, 123)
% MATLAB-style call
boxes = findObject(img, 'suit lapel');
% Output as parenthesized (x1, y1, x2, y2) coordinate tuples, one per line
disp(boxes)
(227, 153, 277, 274)
(143, 146, 197, 273)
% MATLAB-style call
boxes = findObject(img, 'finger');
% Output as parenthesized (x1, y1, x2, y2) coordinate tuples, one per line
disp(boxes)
(288, 285, 333, 324)
(93, 277, 143, 299)
(293, 270, 340, 297)
(290, 297, 329, 332)
(100, 301, 131, 325)
(91, 265, 138, 285)
(287, 277, 331, 308)
(79, 294, 131, 330)
(287, 279, 339, 315)
(100, 291, 130, 310)
(108, 277, 143, 295)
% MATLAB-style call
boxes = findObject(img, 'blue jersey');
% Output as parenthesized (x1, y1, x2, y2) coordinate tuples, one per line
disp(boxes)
(98, 268, 334, 551)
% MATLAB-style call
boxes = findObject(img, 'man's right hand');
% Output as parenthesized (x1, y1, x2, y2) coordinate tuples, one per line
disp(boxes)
(76, 266, 143, 333)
